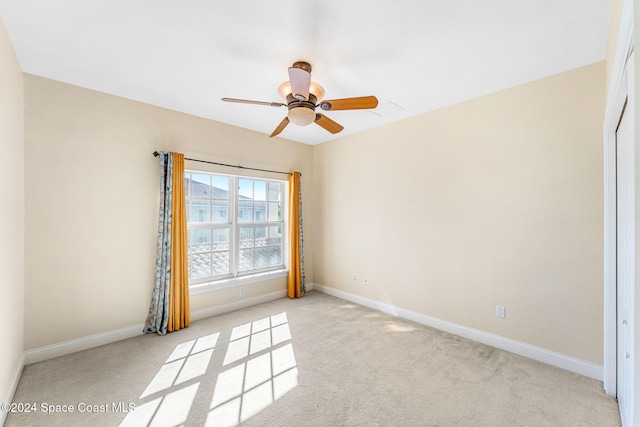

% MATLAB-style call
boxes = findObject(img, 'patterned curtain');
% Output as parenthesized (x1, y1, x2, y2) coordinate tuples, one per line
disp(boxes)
(144, 152, 190, 335)
(287, 171, 306, 298)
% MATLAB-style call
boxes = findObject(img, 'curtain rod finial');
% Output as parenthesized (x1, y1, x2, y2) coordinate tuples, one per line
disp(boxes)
(153, 151, 159, 157)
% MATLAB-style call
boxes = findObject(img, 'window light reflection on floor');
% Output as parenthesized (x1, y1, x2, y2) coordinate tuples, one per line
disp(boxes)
(119, 313, 298, 427)
(206, 313, 298, 427)
(140, 333, 219, 398)
(119, 332, 219, 426)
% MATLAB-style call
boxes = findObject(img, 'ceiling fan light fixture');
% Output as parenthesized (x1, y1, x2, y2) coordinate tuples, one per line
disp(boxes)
(277, 81, 291, 98)
(278, 81, 325, 101)
(309, 81, 325, 101)
(288, 107, 316, 126)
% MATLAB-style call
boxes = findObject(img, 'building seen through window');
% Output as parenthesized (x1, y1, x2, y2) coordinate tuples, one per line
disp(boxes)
(185, 172, 286, 284)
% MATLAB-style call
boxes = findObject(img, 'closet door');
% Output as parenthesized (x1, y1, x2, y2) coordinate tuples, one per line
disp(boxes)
(616, 97, 634, 426)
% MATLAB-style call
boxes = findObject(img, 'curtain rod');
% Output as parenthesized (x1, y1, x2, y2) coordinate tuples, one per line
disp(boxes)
(153, 151, 294, 176)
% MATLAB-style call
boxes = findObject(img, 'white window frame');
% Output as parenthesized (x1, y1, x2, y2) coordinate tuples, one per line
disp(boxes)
(185, 170, 288, 294)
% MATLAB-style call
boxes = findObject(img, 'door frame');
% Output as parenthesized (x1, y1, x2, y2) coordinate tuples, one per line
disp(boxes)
(604, 0, 633, 403)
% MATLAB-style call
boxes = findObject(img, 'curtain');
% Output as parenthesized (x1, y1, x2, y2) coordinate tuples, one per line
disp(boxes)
(144, 152, 190, 335)
(287, 171, 306, 298)
(168, 152, 190, 332)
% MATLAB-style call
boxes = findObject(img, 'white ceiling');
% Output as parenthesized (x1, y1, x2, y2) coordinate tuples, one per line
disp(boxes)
(0, 0, 612, 145)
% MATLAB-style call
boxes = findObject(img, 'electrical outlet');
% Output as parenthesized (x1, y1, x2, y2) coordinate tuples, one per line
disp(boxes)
(496, 305, 505, 318)
(240, 289, 245, 297)
(364, 277, 369, 285)
(351, 274, 356, 282)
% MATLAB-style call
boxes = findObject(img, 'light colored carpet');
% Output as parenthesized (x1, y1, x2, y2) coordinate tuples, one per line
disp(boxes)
(6, 291, 620, 426)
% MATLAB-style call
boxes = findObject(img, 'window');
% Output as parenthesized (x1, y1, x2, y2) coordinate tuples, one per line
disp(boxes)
(185, 171, 286, 286)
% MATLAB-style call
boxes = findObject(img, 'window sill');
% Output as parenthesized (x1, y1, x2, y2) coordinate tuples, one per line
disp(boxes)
(189, 269, 289, 295)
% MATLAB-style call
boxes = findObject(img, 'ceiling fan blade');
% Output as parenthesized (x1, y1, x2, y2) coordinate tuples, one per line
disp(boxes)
(288, 66, 311, 101)
(314, 114, 344, 134)
(221, 98, 285, 107)
(319, 96, 378, 111)
(270, 117, 290, 138)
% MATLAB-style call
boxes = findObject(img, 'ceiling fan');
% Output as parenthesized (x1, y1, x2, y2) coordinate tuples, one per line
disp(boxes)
(222, 61, 378, 137)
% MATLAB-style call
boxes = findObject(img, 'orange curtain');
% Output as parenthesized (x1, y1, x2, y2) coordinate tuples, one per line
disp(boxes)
(287, 172, 306, 298)
(168, 152, 190, 331)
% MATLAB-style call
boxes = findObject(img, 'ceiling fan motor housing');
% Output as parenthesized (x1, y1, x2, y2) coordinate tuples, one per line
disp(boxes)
(292, 61, 312, 73)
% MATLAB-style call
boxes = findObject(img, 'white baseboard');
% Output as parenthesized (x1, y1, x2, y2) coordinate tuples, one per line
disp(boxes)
(312, 283, 603, 381)
(24, 324, 145, 365)
(24, 289, 289, 366)
(191, 289, 287, 321)
(1, 353, 25, 426)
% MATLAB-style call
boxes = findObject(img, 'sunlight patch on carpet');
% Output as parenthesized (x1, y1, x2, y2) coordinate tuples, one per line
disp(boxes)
(120, 313, 298, 427)
(206, 312, 298, 426)
(120, 333, 220, 426)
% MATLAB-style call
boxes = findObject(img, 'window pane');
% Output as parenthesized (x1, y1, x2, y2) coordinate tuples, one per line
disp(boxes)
(240, 226, 254, 249)
(268, 225, 282, 246)
(212, 252, 230, 276)
(254, 181, 267, 201)
(191, 174, 211, 198)
(268, 202, 281, 221)
(268, 182, 281, 201)
(186, 171, 287, 283)
(212, 200, 229, 223)
(239, 179, 253, 199)
(254, 201, 267, 222)
(239, 248, 254, 271)
(212, 176, 229, 196)
(190, 229, 211, 252)
(256, 247, 268, 269)
(255, 226, 267, 247)
(190, 200, 211, 223)
(238, 201, 253, 223)
(191, 253, 212, 279)
(269, 246, 282, 266)
(213, 228, 229, 251)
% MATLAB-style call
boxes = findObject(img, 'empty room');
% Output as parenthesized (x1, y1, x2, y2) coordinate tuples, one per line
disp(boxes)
(0, 1, 636, 426)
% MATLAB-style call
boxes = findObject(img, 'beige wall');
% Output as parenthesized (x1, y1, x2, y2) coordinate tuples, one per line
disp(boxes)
(24, 75, 314, 350)
(0, 18, 25, 405)
(313, 62, 606, 364)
